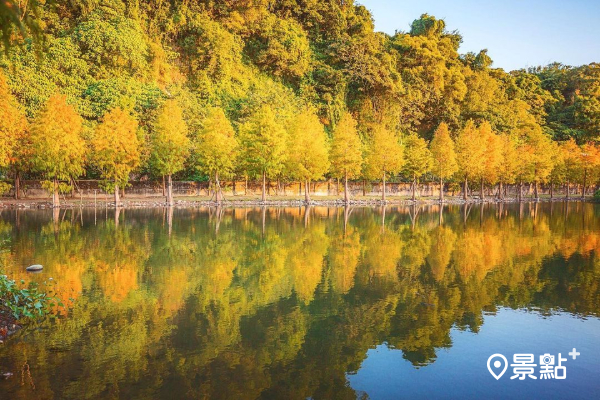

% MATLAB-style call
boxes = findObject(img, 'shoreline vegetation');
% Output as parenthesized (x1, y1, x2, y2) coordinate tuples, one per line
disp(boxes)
(0, 193, 596, 209)
(1, 3, 600, 209)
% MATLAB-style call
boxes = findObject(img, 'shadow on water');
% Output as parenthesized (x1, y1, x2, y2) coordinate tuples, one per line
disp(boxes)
(0, 202, 599, 399)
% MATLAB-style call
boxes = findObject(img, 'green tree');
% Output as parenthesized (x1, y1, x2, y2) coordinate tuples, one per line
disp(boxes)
(429, 122, 458, 201)
(91, 107, 141, 207)
(30, 94, 86, 207)
(0, 0, 43, 52)
(364, 126, 404, 201)
(150, 99, 190, 206)
(239, 105, 288, 202)
(287, 110, 330, 202)
(194, 107, 239, 203)
(402, 133, 433, 201)
(391, 14, 466, 133)
(247, 15, 312, 81)
(329, 113, 363, 203)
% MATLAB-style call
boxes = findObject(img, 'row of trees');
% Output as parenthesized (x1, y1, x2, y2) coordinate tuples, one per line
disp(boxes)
(0, 2, 599, 206)
(1, 71, 599, 207)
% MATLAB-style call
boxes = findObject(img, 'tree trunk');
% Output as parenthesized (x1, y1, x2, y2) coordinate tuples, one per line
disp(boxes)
(114, 184, 121, 207)
(305, 179, 311, 203)
(362, 180, 366, 196)
(463, 177, 468, 201)
(498, 182, 503, 200)
(480, 177, 485, 201)
(262, 171, 266, 202)
(412, 176, 416, 201)
(550, 180, 554, 199)
(344, 172, 349, 203)
(534, 181, 539, 201)
(215, 171, 222, 203)
(518, 180, 523, 202)
(167, 174, 173, 206)
(14, 171, 20, 200)
(566, 181, 570, 200)
(53, 178, 60, 208)
(582, 170, 587, 200)
(382, 172, 386, 201)
(439, 177, 444, 202)
(529, 182, 533, 198)
(162, 175, 166, 196)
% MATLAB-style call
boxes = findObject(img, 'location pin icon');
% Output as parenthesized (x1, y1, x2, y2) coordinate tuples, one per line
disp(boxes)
(487, 354, 508, 380)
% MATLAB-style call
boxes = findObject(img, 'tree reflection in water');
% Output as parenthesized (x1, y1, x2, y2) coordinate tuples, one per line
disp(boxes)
(0, 202, 599, 399)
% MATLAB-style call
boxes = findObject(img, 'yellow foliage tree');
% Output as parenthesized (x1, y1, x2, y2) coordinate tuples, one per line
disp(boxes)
(402, 133, 432, 201)
(548, 141, 564, 198)
(514, 136, 534, 201)
(364, 126, 404, 201)
(429, 122, 458, 201)
(239, 105, 288, 201)
(478, 121, 502, 199)
(91, 108, 141, 206)
(151, 99, 190, 206)
(329, 113, 363, 203)
(580, 143, 600, 199)
(455, 120, 484, 200)
(523, 129, 555, 200)
(560, 139, 582, 199)
(287, 109, 330, 202)
(0, 71, 28, 196)
(30, 94, 86, 207)
(194, 107, 239, 203)
(0, 72, 21, 167)
(496, 134, 519, 200)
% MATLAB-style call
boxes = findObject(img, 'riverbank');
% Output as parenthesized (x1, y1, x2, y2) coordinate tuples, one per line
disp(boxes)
(0, 194, 594, 208)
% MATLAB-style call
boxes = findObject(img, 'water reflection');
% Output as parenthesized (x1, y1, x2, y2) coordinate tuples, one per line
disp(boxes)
(0, 203, 598, 399)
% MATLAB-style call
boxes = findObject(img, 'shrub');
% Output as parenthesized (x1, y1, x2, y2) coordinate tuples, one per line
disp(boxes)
(0, 274, 60, 321)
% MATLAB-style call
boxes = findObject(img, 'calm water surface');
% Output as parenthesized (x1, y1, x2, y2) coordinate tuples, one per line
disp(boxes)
(0, 202, 599, 399)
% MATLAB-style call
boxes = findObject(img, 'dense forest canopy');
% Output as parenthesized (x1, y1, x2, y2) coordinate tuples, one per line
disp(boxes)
(0, 0, 598, 200)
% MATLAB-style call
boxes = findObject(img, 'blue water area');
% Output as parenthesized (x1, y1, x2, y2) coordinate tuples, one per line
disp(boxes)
(348, 309, 600, 399)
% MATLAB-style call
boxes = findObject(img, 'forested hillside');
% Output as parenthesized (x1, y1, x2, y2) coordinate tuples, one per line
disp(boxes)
(0, 0, 598, 203)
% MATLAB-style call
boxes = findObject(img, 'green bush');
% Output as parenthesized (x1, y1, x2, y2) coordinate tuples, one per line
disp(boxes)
(0, 274, 60, 321)
(594, 189, 600, 201)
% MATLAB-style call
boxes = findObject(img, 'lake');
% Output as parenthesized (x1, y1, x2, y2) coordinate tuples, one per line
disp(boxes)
(0, 202, 599, 399)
